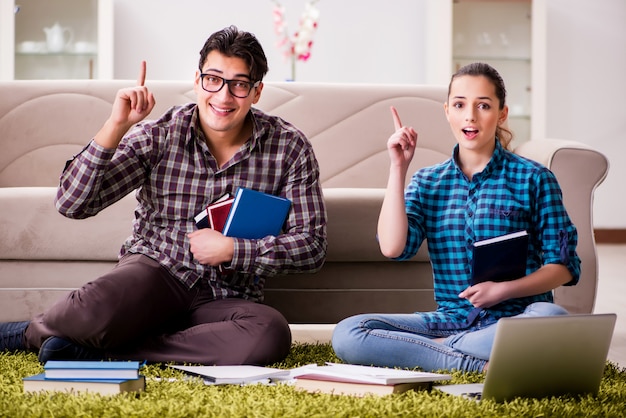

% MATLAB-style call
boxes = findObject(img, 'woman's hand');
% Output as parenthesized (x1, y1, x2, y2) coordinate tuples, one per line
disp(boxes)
(387, 106, 417, 170)
(377, 106, 418, 259)
(459, 282, 508, 309)
(460, 264, 573, 308)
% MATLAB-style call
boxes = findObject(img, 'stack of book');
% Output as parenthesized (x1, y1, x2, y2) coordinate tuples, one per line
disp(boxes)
(23, 360, 145, 395)
(194, 188, 291, 239)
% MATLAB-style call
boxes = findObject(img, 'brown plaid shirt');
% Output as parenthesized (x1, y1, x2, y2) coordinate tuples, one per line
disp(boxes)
(55, 104, 327, 301)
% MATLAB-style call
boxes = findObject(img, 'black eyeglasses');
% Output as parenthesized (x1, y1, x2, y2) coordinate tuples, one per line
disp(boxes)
(199, 74, 260, 98)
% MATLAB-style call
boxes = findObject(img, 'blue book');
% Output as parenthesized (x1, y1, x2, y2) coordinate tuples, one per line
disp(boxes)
(222, 188, 291, 239)
(44, 360, 141, 380)
(23, 373, 146, 395)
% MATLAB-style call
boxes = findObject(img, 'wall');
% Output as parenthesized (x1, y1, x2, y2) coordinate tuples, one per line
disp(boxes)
(112, 0, 428, 84)
(538, 0, 626, 229)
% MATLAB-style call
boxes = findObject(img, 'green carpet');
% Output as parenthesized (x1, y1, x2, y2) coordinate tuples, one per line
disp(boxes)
(1, 344, 625, 418)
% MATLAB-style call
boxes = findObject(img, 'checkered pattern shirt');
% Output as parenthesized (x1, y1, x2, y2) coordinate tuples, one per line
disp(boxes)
(56, 104, 327, 301)
(396, 141, 580, 329)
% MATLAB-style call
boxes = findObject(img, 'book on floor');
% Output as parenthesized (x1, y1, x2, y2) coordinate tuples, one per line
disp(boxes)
(168, 365, 290, 385)
(43, 360, 142, 380)
(471, 230, 529, 285)
(293, 377, 432, 397)
(194, 193, 235, 231)
(290, 363, 451, 386)
(221, 188, 291, 239)
(23, 373, 146, 395)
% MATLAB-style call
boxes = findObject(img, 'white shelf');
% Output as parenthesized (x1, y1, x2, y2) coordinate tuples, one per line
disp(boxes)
(0, 0, 112, 80)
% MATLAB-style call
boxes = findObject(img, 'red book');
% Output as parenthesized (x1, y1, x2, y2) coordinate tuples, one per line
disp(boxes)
(194, 194, 234, 232)
(207, 197, 234, 232)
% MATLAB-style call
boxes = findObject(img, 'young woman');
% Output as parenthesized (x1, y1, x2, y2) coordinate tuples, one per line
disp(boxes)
(331, 63, 580, 372)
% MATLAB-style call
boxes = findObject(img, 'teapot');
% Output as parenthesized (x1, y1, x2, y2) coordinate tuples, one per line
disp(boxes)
(43, 22, 73, 53)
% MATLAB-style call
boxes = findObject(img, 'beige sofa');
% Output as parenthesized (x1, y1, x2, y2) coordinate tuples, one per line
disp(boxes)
(0, 80, 608, 343)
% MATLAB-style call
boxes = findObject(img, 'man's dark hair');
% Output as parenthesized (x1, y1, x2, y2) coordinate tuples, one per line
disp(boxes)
(199, 25, 269, 82)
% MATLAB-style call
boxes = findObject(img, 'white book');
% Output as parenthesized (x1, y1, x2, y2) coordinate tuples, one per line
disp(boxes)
(169, 365, 290, 385)
(473, 230, 528, 247)
(290, 363, 451, 385)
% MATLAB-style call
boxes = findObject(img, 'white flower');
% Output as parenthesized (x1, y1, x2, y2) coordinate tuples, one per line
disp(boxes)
(272, 1, 320, 62)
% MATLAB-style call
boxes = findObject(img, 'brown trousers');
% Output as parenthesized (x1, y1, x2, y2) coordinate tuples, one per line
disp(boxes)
(24, 254, 291, 365)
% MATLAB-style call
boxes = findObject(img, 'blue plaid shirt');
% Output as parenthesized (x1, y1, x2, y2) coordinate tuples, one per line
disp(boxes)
(396, 141, 580, 329)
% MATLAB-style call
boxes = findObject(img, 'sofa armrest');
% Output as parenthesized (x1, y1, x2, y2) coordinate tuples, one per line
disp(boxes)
(0, 186, 427, 263)
(514, 139, 609, 313)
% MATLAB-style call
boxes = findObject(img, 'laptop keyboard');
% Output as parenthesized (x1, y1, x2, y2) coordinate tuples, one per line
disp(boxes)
(462, 392, 483, 401)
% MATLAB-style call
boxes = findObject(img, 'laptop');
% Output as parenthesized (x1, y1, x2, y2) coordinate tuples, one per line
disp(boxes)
(434, 313, 616, 402)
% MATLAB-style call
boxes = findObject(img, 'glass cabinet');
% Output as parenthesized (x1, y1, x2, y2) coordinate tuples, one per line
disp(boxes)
(0, 0, 112, 80)
(452, 0, 532, 145)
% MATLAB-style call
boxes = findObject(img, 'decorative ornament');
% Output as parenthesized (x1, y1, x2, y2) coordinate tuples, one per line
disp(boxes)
(272, 1, 320, 81)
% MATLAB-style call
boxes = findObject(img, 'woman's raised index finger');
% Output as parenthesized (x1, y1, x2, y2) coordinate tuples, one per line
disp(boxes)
(390, 106, 403, 130)
(137, 60, 147, 87)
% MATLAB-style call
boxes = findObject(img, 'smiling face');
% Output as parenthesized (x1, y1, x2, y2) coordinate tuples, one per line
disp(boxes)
(193, 50, 263, 143)
(444, 74, 508, 156)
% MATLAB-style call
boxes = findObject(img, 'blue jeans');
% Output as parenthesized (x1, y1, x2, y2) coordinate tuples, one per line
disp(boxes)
(331, 302, 568, 372)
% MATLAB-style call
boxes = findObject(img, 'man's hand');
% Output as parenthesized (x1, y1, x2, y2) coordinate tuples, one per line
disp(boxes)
(95, 61, 156, 149)
(387, 106, 417, 170)
(111, 60, 156, 127)
(188, 229, 235, 266)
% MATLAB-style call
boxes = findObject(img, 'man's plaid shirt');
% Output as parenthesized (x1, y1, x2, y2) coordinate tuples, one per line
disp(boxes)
(55, 104, 327, 302)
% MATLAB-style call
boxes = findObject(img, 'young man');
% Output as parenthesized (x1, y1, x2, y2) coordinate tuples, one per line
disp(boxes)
(0, 26, 327, 365)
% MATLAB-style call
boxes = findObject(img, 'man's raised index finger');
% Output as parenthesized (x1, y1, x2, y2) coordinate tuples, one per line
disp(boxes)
(390, 106, 403, 130)
(137, 60, 147, 87)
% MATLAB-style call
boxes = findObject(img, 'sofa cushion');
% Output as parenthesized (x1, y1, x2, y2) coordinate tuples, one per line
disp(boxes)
(0, 187, 134, 261)
(0, 187, 428, 263)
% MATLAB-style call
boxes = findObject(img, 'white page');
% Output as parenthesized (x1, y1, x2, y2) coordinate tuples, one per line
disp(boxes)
(290, 363, 450, 385)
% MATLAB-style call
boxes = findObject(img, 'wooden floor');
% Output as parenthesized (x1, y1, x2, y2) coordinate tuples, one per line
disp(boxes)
(594, 244, 626, 367)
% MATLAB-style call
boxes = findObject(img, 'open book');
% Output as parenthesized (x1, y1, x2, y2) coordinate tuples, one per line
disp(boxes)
(289, 363, 451, 397)
(290, 363, 451, 385)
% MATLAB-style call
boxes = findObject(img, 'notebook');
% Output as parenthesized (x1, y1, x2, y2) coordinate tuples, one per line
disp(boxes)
(222, 188, 291, 239)
(434, 313, 616, 402)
